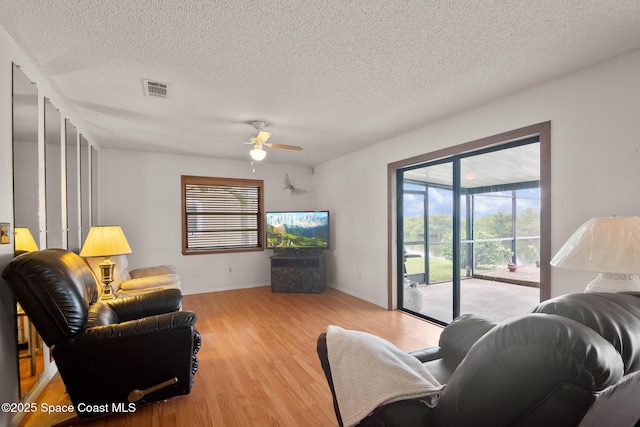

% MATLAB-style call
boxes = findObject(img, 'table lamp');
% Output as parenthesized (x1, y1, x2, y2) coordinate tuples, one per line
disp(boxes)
(80, 225, 132, 299)
(14, 227, 39, 254)
(550, 216, 640, 293)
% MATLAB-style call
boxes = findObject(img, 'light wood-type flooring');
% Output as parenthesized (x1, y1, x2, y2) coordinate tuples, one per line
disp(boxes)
(20, 286, 443, 427)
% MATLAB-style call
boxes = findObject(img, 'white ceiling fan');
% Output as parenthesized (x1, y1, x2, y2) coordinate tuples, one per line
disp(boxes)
(244, 121, 303, 161)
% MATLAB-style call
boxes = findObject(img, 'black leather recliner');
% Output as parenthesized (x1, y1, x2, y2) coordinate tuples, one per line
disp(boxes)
(318, 292, 640, 427)
(2, 249, 201, 419)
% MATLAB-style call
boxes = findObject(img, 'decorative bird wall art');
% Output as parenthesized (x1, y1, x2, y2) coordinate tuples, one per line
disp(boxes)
(283, 172, 308, 196)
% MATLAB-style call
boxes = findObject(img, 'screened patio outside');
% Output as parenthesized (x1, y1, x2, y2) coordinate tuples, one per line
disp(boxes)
(399, 140, 542, 325)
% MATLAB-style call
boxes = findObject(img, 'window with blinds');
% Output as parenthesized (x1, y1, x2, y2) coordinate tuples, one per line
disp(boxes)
(182, 175, 264, 254)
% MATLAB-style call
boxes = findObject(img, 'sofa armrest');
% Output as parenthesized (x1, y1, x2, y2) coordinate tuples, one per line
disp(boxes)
(129, 264, 177, 278)
(103, 288, 183, 321)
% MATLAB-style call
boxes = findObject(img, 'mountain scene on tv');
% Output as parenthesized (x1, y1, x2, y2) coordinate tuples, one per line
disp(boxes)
(266, 212, 329, 248)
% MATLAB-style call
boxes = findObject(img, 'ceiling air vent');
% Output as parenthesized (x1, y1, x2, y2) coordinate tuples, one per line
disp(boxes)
(142, 79, 168, 98)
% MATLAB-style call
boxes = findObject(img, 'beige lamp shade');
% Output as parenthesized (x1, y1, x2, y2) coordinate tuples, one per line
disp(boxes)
(79, 226, 132, 257)
(551, 216, 640, 293)
(14, 227, 39, 253)
(551, 216, 640, 274)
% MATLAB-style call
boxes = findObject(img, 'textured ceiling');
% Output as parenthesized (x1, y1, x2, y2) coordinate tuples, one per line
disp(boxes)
(2, 1, 640, 166)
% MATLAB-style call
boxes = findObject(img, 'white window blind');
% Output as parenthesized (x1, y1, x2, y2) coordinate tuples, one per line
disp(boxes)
(182, 176, 264, 254)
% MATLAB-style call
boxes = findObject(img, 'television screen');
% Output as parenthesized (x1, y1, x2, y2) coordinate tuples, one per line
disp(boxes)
(266, 211, 330, 249)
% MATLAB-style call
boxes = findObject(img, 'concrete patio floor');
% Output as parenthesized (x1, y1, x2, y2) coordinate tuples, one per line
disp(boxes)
(405, 265, 541, 324)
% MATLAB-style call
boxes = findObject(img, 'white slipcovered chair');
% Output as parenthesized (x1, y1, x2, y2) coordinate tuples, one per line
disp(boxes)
(85, 255, 181, 296)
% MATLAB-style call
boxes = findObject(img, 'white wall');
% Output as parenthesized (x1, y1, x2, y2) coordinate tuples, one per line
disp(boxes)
(101, 49, 640, 306)
(99, 149, 316, 295)
(314, 48, 640, 307)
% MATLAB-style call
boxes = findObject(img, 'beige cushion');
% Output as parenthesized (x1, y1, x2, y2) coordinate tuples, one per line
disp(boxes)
(129, 264, 177, 278)
(116, 286, 171, 295)
(118, 274, 181, 291)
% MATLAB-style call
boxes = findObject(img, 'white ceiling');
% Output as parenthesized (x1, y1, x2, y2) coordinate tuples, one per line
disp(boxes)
(2, 1, 640, 166)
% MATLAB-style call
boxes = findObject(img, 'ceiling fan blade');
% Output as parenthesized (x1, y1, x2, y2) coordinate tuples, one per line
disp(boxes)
(256, 131, 271, 143)
(267, 143, 303, 151)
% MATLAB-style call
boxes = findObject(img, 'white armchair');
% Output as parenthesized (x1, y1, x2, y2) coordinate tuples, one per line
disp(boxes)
(85, 255, 181, 296)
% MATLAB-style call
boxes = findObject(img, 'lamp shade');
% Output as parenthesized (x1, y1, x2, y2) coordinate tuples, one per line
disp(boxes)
(79, 226, 132, 257)
(14, 227, 39, 253)
(550, 216, 640, 274)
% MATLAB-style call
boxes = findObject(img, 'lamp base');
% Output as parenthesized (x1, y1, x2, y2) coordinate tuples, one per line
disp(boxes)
(98, 257, 116, 300)
(100, 283, 115, 299)
(584, 273, 640, 293)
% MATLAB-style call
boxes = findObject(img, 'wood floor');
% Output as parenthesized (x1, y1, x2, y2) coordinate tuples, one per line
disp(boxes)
(20, 286, 443, 427)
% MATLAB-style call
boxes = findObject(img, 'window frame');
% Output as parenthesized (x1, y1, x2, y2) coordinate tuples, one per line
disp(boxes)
(181, 175, 265, 255)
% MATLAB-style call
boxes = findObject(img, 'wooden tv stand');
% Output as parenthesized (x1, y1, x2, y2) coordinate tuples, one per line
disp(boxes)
(270, 250, 326, 293)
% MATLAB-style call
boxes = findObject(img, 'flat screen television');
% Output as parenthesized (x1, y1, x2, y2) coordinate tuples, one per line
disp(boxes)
(266, 211, 330, 250)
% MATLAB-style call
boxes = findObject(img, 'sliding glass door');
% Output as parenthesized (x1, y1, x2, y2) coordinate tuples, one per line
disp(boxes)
(401, 160, 455, 324)
(398, 138, 541, 325)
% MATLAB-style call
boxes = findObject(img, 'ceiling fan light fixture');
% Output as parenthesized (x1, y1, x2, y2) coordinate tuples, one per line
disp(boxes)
(242, 121, 301, 161)
(250, 146, 267, 161)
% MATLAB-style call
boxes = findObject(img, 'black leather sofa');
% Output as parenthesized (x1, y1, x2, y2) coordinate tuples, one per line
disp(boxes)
(2, 249, 201, 419)
(318, 292, 640, 427)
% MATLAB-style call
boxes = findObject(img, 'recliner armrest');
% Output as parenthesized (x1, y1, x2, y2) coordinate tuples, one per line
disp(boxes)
(438, 313, 496, 361)
(410, 346, 442, 363)
(103, 288, 183, 321)
(410, 314, 495, 366)
(77, 310, 196, 343)
(54, 310, 199, 418)
(318, 332, 439, 427)
(317, 333, 344, 427)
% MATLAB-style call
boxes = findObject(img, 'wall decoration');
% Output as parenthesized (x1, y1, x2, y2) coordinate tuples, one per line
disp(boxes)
(0, 223, 9, 244)
(283, 172, 307, 196)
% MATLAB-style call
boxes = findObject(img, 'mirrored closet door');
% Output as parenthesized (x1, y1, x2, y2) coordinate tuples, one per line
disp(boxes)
(65, 120, 80, 252)
(12, 64, 44, 397)
(80, 134, 91, 243)
(45, 98, 63, 248)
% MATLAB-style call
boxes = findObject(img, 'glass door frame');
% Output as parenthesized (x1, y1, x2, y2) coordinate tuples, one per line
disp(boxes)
(387, 122, 551, 318)
(397, 138, 540, 323)
(396, 156, 461, 323)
